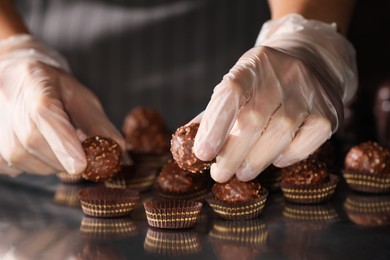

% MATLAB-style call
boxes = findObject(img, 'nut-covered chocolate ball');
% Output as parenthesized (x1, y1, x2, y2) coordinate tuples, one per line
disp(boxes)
(122, 107, 169, 154)
(344, 141, 390, 175)
(82, 136, 122, 182)
(157, 160, 206, 193)
(212, 177, 261, 203)
(281, 158, 329, 186)
(170, 123, 214, 173)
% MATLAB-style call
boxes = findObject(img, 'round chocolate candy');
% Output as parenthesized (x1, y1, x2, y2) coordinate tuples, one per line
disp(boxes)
(212, 177, 262, 203)
(281, 158, 329, 186)
(82, 136, 122, 182)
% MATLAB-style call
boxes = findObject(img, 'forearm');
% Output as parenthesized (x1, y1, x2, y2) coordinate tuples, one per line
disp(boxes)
(268, 0, 356, 35)
(0, 0, 28, 40)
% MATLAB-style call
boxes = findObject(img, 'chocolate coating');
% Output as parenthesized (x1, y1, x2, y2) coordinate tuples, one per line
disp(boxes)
(82, 136, 122, 182)
(212, 177, 262, 203)
(281, 158, 329, 186)
(157, 160, 206, 193)
(171, 123, 214, 173)
(344, 141, 390, 175)
(122, 107, 169, 154)
(310, 141, 336, 168)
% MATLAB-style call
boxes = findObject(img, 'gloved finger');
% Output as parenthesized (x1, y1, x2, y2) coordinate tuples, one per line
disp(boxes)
(13, 113, 64, 172)
(0, 156, 22, 176)
(59, 73, 126, 152)
(235, 107, 307, 182)
(194, 50, 264, 161)
(273, 114, 332, 168)
(0, 127, 56, 175)
(209, 91, 281, 183)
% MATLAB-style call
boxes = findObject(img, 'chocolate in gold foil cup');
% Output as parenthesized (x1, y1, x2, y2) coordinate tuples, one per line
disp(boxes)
(104, 165, 158, 192)
(281, 174, 338, 204)
(344, 193, 390, 227)
(143, 200, 202, 229)
(342, 170, 390, 194)
(56, 172, 84, 184)
(80, 217, 138, 240)
(79, 187, 140, 218)
(144, 228, 201, 256)
(207, 188, 268, 221)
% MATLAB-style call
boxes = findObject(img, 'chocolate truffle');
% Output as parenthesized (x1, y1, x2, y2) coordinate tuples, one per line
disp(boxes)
(123, 107, 169, 154)
(344, 141, 390, 175)
(157, 160, 207, 193)
(281, 158, 329, 186)
(170, 123, 214, 173)
(212, 177, 262, 203)
(82, 136, 122, 182)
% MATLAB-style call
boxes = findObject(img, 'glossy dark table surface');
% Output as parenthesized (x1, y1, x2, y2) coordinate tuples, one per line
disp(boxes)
(0, 174, 390, 260)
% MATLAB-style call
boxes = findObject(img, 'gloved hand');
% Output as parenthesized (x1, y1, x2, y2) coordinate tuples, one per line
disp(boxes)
(193, 14, 357, 182)
(0, 34, 125, 176)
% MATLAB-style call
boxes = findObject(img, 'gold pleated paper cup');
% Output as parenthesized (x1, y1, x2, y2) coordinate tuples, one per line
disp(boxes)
(207, 188, 269, 221)
(80, 217, 138, 240)
(342, 170, 390, 194)
(144, 200, 203, 229)
(283, 203, 339, 222)
(104, 165, 158, 192)
(56, 172, 84, 184)
(344, 193, 390, 227)
(281, 174, 338, 204)
(79, 187, 140, 218)
(144, 228, 201, 256)
(209, 219, 268, 248)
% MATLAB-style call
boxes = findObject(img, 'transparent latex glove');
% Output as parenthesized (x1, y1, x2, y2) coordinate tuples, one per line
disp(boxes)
(0, 34, 125, 176)
(192, 14, 357, 182)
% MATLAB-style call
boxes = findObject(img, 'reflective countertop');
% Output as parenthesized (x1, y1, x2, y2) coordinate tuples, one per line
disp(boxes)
(0, 174, 390, 260)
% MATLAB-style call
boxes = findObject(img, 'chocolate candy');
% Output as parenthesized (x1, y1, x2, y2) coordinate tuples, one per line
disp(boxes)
(82, 136, 122, 182)
(157, 160, 206, 193)
(344, 141, 390, 175)
(123, 107, 169, 154)
(212, 177, 261, 203)
(170, 123, 214, 173)
(281, 158, 329, 186)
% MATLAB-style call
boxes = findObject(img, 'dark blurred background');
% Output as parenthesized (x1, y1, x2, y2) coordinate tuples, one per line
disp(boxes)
(14, 0, 390, 149)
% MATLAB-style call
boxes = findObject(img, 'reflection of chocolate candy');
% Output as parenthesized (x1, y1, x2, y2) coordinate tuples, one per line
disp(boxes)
(157, 160, 207, 194)
(170, 123, 214, 173)
(123, 107, 169, 154)
(283, 203, 339, 222)
(212, 177, 262, 203)
(75, 242, 125, 260)
(374, 81, 390, 149)
(53, 184, 81, 208)
(281, 158, 329, 186)
(344, 141, 390, 175)
(344, 193, 390, 227)
(82, 136, 122, 182)
(80, 217, 138, 240)
(144, 228, 201, 256)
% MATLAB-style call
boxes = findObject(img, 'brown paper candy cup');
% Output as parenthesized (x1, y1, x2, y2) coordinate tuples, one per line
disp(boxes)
(104, 165, 158, 192)
(131, 152, 171, 168)
(56, 172, 84, 184)
(80, 217, 138, 239)
(344, 193, 390, 227)
(342, 170, 390, 194)
(79, 187, 140, 218)
(281, 174, 338, 204)
(144, 200, 203, 229)
(283, 203, 339, 222)
(207, 188, 269, 221)
(209, 219, 268, 248)
(144, 228, 201, 256)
